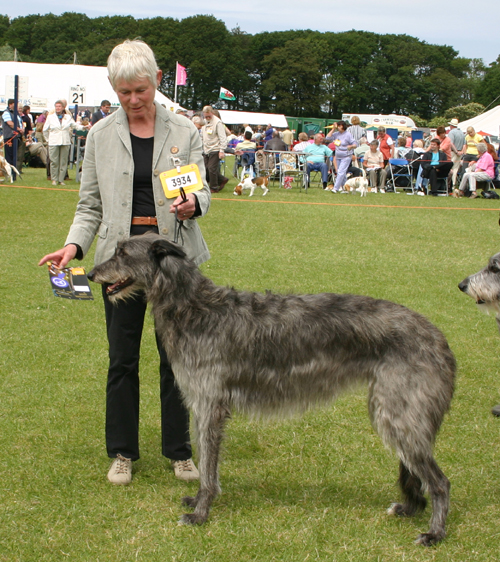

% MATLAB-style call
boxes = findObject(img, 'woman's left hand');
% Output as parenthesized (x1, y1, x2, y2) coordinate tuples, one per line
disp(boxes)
(169, 192, 196, 220)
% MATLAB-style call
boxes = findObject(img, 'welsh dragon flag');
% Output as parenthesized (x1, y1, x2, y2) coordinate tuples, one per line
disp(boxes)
(219, 87, 235, 101)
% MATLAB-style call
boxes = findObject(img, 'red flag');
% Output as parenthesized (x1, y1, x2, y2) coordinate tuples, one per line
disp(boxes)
(176, 63, 187, 86)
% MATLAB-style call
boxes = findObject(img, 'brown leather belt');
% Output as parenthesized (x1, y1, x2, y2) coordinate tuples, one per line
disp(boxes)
(131, 216, 157, 226)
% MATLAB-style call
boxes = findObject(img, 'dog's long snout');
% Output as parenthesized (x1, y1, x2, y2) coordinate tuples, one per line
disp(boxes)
(87, 268, 96, 282)
(458, 278, 469, 293)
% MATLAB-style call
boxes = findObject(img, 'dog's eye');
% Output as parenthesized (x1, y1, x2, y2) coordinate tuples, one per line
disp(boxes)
(116, 247, 127, 257)
(490, 263, 500, 273)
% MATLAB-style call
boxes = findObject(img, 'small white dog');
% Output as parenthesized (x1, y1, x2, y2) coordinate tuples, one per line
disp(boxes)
(343, 169, 368, 197)
(234, 175, 270, 197)
(0, 154, 21, 183)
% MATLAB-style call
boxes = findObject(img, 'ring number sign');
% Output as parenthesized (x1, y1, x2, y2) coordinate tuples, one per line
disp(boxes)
(69, 85, 86, 105)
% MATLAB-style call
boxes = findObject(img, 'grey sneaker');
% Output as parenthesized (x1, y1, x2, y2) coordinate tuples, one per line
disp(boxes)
(171, 458, 199, 482)
(107, 454, 132, 485)
(492, 404, 500, 417)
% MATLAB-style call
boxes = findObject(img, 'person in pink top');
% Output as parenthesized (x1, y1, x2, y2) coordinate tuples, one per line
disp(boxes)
(454, 142, 495, 198)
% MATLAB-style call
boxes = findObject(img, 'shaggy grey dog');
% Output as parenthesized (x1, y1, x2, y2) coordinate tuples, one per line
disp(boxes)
(89, 233, 456, 546)
(459, 252, 500, 416)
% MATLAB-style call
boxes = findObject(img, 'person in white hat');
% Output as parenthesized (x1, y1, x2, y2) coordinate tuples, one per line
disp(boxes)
(448, 118, 465, 187)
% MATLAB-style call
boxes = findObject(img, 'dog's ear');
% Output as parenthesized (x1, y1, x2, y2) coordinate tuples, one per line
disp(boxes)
(149, 239, 186, 263)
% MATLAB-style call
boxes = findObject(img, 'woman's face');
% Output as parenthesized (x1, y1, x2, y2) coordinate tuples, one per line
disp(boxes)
(55, 103, 64, 114)
(337, 123, 345, 132)
(114, 70, 161, 120)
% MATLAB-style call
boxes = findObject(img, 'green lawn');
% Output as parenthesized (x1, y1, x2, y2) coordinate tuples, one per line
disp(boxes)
(1, 165, 500, 561)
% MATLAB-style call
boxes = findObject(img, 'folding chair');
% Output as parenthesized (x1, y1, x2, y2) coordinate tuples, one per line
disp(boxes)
(279, 152, 308, 191)
(387, 158, 414, 194)
(477, 161, 499, 194)
(239, 149, 256, 180)
(262, 150, 281, 186)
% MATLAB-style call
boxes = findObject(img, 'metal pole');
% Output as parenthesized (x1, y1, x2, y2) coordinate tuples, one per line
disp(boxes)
(174, 62, 178, 103)
(13, 75, 19, 181)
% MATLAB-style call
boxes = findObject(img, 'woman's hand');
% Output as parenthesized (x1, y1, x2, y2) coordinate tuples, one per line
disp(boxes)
(39, 244, 78, 269)
(169, 193, 196, 220)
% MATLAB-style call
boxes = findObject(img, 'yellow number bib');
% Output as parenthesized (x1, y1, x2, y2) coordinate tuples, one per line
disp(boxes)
(160, 164, 203, 199)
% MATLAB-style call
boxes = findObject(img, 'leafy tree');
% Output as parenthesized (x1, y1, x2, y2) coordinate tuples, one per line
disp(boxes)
(443, 102, 485, 122)
(0, 44, 15, 61)
(170, 15, 234, 108)
(261, 37, 324, 116)
(0, 14, 9, 43)
(475, 56, 500, 108)
(4, 14, 42, 59)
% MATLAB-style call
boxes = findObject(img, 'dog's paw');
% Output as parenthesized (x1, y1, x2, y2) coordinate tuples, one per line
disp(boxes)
(180, 512, 207, 526)
(388, 502, 414, 516)
(182, 495, 198, 508)
(415, 532, 444, 547)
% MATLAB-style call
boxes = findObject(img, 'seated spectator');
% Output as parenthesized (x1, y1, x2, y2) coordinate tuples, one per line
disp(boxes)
(264, 131, 287, 151)
(303, 133, 333, 190)
(454, 142, 495, 199)
(353, 137, 370, 161)
(26, 137, 48, 166)
(235, 131, 257, 151)
(363, 140, 387, 190)
(420, 138, 452, 196)
(395, 136, 409, 158)
(405, 139, 427, 178)
(293, 132, 309, 153)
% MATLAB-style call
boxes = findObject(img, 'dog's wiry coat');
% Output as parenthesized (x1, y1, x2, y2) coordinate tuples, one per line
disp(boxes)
(89, 233, 456, 545)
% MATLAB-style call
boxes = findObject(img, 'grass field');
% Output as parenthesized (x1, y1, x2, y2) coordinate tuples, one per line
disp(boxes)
(1, 163, 500, 561)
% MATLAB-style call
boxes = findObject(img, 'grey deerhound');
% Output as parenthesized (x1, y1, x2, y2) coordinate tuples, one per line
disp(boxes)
(459, 252, 500, 416)
(89, 233, 455, 546)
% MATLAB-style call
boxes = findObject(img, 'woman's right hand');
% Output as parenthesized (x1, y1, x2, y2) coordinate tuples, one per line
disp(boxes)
(38, 244, 78, 269)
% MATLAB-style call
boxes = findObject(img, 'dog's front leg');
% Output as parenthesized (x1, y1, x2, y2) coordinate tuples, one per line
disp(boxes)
(181, 402, 230, 525)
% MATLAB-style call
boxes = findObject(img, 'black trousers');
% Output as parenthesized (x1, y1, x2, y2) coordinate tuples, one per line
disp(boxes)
(102, 286, 191, 461)
(421, 162, 453, 193)
(204, 151, 227, 190)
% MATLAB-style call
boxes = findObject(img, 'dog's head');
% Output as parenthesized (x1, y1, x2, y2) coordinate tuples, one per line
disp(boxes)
(234, 183, 243, 196)
(459, 252, 500, 316)
(88, 233, 187, 301)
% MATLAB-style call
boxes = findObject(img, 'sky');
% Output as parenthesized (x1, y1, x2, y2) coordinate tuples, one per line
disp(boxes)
(5, 1, 499, 66)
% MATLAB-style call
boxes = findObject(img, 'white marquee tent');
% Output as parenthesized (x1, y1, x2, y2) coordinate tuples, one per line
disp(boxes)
(0, 61, 180, 113)
(218, 110, 288, 128)
(457, 105, 500, 137)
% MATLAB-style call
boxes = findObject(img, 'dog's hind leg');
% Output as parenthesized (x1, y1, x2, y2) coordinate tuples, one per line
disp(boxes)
(388, 461, 427, 517)
(412, 456, 450, 546)
(181, 402, 230, 525)
(389, 452, 450, 546)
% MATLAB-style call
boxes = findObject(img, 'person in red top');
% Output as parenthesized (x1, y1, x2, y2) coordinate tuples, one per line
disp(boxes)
(376, 126, 394, 165)
(436, 126, 458, 162)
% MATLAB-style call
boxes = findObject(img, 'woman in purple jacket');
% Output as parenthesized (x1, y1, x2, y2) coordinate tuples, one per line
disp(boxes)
(326, 120, 357, 192)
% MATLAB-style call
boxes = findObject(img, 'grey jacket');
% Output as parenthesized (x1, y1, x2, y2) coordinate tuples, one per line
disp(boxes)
(65, 102, 211, 266)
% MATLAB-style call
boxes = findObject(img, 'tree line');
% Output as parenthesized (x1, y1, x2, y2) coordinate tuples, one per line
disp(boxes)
(1, 12, 499, 123)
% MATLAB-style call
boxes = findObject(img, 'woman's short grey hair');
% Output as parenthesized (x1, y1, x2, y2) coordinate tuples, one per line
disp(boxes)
(477, 142, 487, 153)
(108, 39, 159, 90)
(192, 115, 204, 126)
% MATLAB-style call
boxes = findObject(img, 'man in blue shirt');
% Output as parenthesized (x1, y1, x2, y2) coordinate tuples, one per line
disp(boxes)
(1, 99, 23, 179)
(303, 134, 333, 189)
